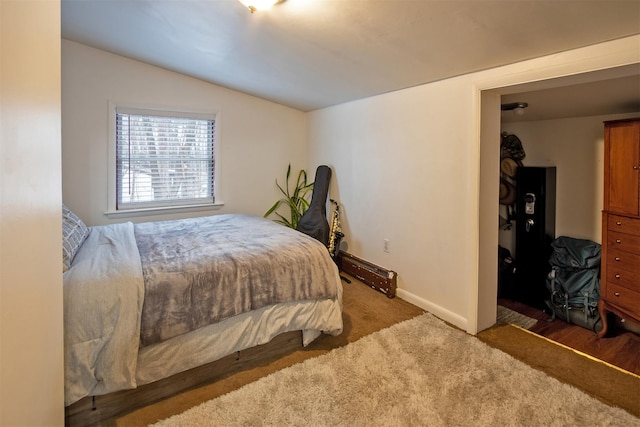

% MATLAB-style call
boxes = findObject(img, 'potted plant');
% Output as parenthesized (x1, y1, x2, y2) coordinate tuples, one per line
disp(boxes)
(264, 164, 314, 229)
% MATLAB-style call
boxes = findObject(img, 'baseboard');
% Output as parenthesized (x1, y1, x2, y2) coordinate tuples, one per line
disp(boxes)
(336, 252, 469, 331)
(396, 288, 468, 333)
(338, 252, 397, 298)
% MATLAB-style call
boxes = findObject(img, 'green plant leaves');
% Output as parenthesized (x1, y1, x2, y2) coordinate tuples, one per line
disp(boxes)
(264, 164, 314, 229)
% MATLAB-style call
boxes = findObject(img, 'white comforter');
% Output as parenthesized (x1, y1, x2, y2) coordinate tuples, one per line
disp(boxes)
(63, 222, 144, 406)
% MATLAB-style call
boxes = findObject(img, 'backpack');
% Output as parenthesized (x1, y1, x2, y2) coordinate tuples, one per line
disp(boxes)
(545, 236, 602, 333)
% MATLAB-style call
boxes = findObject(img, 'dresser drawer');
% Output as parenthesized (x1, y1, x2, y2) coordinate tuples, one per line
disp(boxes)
(606, 250, 640, 291)
(607, 230, 640, 255)
(607, 248, 640, 283)
(605, 282, 640, 313)
(606, 270, 640, 291)
(607, 214, 640, 237)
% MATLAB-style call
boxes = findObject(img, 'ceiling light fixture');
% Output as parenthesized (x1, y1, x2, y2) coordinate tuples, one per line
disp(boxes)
(501, 102, 529, 116)
(239, 0, 282, 13)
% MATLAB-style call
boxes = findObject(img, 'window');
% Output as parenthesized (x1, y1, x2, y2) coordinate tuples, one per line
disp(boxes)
(114, 108, 216, 211)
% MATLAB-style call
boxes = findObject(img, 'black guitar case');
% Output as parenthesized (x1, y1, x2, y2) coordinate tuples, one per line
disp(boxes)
(296, 165, 331, 247)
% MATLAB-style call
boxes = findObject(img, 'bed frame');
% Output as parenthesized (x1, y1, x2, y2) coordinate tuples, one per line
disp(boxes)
(65, 330, 302, 427)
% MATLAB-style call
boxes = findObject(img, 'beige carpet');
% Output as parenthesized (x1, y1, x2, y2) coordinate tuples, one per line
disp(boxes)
(152, 313, 639, 426)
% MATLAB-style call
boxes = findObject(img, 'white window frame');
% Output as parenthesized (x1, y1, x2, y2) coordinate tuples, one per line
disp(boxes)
(106, 103, 223, 217)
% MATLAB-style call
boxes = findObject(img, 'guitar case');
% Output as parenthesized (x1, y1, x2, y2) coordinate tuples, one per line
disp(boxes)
(296, 165, 331, 247)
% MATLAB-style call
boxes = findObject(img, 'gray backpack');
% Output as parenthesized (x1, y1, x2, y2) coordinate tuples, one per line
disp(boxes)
(545, 236, 602, 332)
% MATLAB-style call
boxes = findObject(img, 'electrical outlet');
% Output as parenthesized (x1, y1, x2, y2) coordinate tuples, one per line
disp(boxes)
(383, 238, 390, 253)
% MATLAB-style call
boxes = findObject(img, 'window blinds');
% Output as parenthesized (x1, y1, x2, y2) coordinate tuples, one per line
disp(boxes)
(116, 110, 215, 209)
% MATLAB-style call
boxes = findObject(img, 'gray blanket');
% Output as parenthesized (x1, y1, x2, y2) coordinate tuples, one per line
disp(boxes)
(135, 214, 339, 346)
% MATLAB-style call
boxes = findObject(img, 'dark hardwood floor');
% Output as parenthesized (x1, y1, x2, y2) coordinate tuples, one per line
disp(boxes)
(498, 298, 640, 376)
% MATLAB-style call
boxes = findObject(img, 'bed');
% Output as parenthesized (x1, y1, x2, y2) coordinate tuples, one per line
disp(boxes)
(62, 206, 343, 415)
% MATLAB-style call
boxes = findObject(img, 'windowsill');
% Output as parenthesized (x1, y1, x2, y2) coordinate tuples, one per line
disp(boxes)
(104, 202, 225, 218)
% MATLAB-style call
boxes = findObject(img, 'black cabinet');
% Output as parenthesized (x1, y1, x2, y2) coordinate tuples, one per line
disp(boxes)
(514, 166, 556, 308)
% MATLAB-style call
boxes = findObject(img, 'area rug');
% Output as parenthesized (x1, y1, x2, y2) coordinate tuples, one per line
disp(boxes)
(152, 313, 639, 427)
(497, 304, 538, 329)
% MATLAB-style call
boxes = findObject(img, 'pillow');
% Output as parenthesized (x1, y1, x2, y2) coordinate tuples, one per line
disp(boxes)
(62, 204, 89, 272)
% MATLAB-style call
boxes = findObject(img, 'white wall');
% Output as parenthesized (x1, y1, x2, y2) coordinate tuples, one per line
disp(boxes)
(1, 1, 64, 425)
(499, 113, 640, 255)
(308, 80, 476, 328)
(308, 35, 640, 333)
(62, 40, 308, 226)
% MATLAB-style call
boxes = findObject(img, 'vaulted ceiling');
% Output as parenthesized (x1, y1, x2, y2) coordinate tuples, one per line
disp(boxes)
(62, 0, 640, 116)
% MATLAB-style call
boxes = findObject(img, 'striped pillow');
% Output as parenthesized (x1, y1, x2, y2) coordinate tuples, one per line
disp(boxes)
(62, 204, 89, 272)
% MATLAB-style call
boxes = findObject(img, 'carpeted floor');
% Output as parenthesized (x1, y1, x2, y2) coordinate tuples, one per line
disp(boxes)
(478, 322, 640, 418)
(151, 313, 639, 426)
(114, 277, 639, 426)
(116, 277, 425, 426)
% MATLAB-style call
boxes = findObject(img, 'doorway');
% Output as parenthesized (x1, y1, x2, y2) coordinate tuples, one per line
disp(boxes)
(477, 63, 640, 333)
(477, 65, 640, 373)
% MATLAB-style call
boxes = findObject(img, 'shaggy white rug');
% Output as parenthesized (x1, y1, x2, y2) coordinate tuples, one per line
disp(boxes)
(152, 313, 639, 427)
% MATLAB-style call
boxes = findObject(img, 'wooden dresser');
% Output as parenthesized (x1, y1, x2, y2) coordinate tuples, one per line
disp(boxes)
(598, 118, 640, 337)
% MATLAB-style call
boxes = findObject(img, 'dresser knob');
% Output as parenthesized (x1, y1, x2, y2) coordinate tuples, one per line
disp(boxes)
(615, 221, 622, 226)
(615, 257, 621, 261)
(616, 239, 621, 244)
(614, 292, 620, 297)
(634, 165, 640, 170)
(615, 274, 621, 279)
